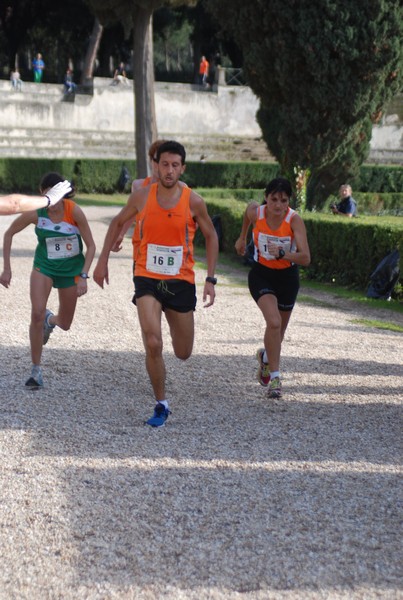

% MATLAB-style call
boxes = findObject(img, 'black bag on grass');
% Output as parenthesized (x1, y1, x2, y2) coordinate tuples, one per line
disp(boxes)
(117, 165, 131, 192)
(366, 249, 400, 300)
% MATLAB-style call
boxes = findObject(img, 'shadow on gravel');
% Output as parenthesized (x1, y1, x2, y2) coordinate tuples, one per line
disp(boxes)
(64, 465, 400, 593)
(0, 347, 401, 465)
(0, 344, 401, 594)
(281, 354, 403, 377)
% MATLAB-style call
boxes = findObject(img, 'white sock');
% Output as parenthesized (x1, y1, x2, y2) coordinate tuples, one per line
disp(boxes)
(46, 313, 55, 328)
(262, 350, 268, 363)
(158, 400, 169, 409)
(270, 371, 280, 380)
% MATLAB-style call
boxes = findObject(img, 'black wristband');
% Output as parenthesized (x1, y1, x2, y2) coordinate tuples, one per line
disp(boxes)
(205, 276, 217, 285)
(45, 195, 51, 208)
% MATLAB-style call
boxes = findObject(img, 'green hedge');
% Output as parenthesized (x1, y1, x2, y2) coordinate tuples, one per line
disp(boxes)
(294, 213, 402, 290)
(0, 158, 78, 193)
(194, 196, 246, 252)
(181, 162, 280, 189)
(0, 158, 136, 194)
(1, 157, 401, 194)
(354, 164, 403, 193)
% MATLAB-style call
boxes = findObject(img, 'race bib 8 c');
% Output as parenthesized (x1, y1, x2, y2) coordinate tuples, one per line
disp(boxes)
(146, 243, 183, 275)
(46, 235, 80, 259)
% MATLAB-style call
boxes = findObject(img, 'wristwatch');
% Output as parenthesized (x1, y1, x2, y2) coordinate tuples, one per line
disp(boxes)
(79, 272, 90, 279)
(277, 248, 286, 260)
(205, 276, 217, 285)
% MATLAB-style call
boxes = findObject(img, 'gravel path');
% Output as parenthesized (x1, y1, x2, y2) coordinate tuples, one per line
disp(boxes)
(0, 207, 402, 600)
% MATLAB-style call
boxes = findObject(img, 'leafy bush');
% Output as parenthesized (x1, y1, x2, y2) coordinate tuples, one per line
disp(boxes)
(0, 158, 77, 193)
(182, 161, 280, 189)
(355, 164, 403, 193)
(194, 196, 246, 252)
(302, 213, 402, 289)
(0, 158, 135, 194)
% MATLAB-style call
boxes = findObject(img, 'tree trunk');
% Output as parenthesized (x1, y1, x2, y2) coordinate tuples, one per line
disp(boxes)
(80, 18, 103, 84)
(132, 7, 158, 177)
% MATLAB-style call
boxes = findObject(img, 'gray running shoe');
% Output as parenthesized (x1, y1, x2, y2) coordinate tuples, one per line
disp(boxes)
(25, 366, 43, 389)
(43, 309, 55, 345)
(268, 376, 282, 399)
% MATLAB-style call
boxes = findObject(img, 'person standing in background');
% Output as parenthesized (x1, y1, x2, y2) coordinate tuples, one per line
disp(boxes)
(32, 53, 45, 83)
(199, 55, 209, 86)
(10, 68, 22, 91)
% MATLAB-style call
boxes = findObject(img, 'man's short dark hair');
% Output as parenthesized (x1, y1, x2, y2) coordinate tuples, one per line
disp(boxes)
(156, 140, 186, 164)
(264, 177, 292, 198)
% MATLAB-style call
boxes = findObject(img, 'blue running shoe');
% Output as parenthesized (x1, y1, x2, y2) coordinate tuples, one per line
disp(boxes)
(145, 402, 171, 428)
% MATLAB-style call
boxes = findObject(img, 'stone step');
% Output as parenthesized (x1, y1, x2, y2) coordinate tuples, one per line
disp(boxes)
(0, 126, 274, 162)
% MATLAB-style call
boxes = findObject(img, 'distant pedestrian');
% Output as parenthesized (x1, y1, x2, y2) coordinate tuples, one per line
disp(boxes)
(10, 69, 22, 91)
(199, 55, 209, 86)
(32, 53, 45, 83)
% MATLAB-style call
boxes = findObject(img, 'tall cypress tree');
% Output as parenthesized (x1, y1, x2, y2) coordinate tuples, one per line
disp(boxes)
(207, 0, 403, 207)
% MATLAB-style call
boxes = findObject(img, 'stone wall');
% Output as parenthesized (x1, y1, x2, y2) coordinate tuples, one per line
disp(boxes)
(0, 78, 401, 163)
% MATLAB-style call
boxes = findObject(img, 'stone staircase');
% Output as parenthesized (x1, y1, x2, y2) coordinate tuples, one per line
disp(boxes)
(0, 125, 275, 162)
(0, 78, 275, 162)
(0, 126, 136, 160)
(0, 79, 401, 164)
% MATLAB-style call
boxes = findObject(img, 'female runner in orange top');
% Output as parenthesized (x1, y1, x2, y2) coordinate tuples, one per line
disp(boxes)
(235, 178, 310, 399)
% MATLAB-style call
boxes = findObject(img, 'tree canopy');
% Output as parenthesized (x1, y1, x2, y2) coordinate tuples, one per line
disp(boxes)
(207, 0, 403, 207)
(86, 0, 198, 176)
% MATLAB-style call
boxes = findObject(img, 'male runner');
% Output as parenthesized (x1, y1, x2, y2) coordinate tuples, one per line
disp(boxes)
(94, 141, 218, 427)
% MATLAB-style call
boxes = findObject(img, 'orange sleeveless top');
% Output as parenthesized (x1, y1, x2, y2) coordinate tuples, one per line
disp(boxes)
(253, 205, 297, 269)
(133, 183, 196, 283)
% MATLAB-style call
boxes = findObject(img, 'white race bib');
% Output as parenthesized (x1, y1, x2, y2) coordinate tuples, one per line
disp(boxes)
(46, 235, 80, 259)
(146, 243, 183, 275)
(257, 233, 291, 260)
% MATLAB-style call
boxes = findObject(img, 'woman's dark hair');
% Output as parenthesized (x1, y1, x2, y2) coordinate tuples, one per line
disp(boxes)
(156, 140, 186, 164)
(39, 172, 75, 199)
(264, 177, 292, 198)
